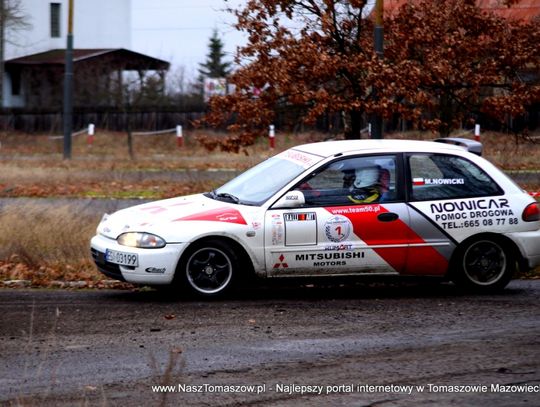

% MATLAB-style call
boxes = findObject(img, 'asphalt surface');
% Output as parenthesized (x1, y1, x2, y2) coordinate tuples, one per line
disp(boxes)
(1, 280, 539, 406)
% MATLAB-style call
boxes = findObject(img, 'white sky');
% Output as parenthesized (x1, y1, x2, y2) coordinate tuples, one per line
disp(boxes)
(131, 0, 247, 80)
(131, 0, 376, 81)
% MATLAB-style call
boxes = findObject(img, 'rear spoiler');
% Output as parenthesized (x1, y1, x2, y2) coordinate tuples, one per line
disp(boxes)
(434, 137, 483, 156)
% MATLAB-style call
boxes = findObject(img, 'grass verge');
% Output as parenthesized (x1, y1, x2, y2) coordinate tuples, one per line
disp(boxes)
(0, 203, 130, 288)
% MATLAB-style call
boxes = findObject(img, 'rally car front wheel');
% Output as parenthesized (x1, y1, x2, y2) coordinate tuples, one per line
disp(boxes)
(451, 236, 515, 292)
(177, 239, 239, 297)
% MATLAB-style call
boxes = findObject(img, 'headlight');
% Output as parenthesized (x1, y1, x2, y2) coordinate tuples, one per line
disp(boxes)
(117, 232, 166, 248)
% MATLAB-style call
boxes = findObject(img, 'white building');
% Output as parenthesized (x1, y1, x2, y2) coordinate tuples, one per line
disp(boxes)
(4, 0, 131, 60)
(2, 0, 167, 108)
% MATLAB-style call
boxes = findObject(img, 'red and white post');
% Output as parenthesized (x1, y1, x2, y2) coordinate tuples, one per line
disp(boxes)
(269, 124, 275, 149)
(176, 125, 183, 147)
(474, 124, 481, 142)
(87, 123, 95, 146)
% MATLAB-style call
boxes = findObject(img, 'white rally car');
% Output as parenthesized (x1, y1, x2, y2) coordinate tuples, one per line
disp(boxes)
(90, 139, 540, 296)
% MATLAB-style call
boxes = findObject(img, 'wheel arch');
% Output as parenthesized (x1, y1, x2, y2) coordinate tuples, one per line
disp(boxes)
(448, 232, 522, 291)
(450, 232, 522, 272)
(179, 235, 256, 277)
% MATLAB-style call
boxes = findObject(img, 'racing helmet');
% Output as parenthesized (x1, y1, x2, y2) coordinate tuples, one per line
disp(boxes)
(353, 166, 380, 189)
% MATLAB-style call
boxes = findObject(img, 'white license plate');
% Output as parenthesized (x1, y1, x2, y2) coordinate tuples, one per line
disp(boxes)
(105, 249, 139, 267)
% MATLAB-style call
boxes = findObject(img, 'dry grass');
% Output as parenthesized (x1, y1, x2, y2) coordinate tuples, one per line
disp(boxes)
(0, 205, 88, 267)
(0, 128, 324, 164)
(0, 203, 95, 264)
(0, 129, 538, 199)
(480, 132, 540, 170)
(0, 129, 328, 199)
(0, 203, 125, 287)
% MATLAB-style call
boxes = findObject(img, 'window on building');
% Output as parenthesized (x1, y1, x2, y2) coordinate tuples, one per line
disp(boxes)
(50, 3, 61, 38)
(10, 70, 21, 96)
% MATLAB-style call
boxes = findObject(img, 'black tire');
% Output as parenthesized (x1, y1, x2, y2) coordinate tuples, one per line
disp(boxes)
(451, 237, 515, 292)
(176, 239, 239, 298)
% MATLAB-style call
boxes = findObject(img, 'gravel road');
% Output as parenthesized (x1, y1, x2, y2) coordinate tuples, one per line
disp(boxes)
(1, 280, 539, 406)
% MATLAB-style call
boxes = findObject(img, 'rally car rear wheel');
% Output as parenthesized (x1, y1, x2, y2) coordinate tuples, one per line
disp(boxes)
(452, 237, 515, 292)
(179, 239, 238, 297)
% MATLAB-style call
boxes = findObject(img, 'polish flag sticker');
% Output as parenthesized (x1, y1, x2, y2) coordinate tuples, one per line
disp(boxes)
(413, 178, 425, 186)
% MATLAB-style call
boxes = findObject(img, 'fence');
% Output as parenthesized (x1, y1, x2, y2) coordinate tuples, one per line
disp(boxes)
(46, 124, 278, 149)
(1, 108, 539, 136)
(0, 110, 205, 134)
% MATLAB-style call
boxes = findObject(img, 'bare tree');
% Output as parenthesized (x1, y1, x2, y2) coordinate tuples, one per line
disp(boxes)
(0, 0, 31, 107)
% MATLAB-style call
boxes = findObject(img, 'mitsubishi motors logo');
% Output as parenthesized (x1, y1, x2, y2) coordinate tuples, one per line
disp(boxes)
(273, 254, 289, 269)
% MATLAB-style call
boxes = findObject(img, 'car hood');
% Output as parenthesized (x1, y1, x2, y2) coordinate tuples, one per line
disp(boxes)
(97, 194, 257, 241)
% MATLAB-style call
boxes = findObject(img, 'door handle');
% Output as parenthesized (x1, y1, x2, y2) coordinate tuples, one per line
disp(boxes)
(377, 212, 399, 222)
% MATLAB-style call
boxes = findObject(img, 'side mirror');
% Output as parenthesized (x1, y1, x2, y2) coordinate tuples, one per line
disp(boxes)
(272, 190, 305, 209)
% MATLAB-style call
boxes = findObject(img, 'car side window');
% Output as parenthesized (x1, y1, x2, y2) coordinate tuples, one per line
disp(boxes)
(296, 155, 398, 206)
(409, 154, 501, 201)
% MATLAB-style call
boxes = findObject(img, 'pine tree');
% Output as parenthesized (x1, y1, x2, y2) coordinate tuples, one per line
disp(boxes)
(198, 29, 231, 80)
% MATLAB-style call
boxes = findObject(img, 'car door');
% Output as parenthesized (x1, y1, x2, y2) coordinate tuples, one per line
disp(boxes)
(264, 154, 411, 277)
(403, 153, 508, 276)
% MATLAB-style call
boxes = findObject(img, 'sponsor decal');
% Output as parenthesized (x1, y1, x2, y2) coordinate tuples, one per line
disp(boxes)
(174, 208, 247, 225)
(279, 150, 320, 168)
(139, 202, 191, 215)
(273, 254, 289, 269)
(329, 205, 381, 215)
(284, 212, 316, 222)
(295, 251, 365, 267)
(252, 221, 262, 230)
(271, 214, 284, 245)
(430, 198, 510, 213)
(324, 244, 353, 251)
(169, 201, 193, 207)
(428, 198, 517, 229)
(217, 213, 242, 222)
(324, 215, 352, 243)
(145, 267, 166, 274)
(296, 252, 364, 261)
(413, 178, 465, 185)
(140, 205, 168, 215)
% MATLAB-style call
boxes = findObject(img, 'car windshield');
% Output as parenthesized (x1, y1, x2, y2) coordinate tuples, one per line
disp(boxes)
(211, 149, 323, 206)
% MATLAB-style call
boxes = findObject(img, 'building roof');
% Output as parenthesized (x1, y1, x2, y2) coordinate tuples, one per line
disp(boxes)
(383, 0, 540, 21)
(5, 48, 170, 70)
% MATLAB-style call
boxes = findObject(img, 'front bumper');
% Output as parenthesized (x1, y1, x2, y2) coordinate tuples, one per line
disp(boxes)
(90, 234, 186, 285)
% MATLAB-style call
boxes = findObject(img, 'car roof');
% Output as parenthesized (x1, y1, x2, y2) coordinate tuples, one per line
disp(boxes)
(293, 139, 467, 158)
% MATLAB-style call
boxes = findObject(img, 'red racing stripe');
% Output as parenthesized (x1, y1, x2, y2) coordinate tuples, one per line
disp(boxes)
(325, 205, 448, 275)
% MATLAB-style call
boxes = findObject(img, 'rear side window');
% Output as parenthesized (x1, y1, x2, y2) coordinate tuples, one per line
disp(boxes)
(409, 154, 501, 201)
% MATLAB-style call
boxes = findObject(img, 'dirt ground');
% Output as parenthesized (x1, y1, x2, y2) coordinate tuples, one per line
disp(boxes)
(1, 280, 539, 406)
(0, 131, 539, 406)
